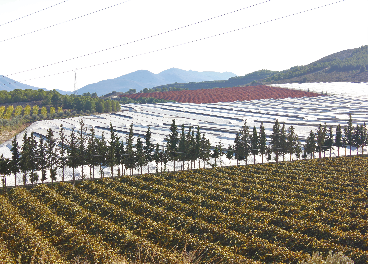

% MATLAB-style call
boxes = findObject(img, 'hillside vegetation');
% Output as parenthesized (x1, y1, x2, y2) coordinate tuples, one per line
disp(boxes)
(0, 156, 367, 263)
(141, 45, 368, 93)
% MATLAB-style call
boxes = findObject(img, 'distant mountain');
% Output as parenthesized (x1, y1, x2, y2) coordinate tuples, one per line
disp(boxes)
(75, 68, 236, 96)
(148, 46, 368, 92)
(149, 69, 277, 91)
(0, 75, 70, 95)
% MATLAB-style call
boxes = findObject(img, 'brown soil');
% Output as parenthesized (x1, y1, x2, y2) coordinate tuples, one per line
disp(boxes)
(0, 123, 31, 144)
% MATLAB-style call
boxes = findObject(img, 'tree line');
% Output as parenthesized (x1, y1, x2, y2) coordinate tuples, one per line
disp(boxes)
(0, 115, 367, 187)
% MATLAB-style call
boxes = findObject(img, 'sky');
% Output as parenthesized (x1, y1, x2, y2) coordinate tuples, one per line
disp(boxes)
(0, 0, 367, 92)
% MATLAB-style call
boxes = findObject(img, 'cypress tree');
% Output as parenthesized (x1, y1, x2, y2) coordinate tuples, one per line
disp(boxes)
(86, 126, 98, 178)
(324, 126, 334, 158)
(125, 123, 136, 175)
(58, 125, 67, 182)
(286, 126, 301, 161)
(305, 130, 316, 159)
(344, 114, 353, 155)
(259, 122, 267, 164)
(335, 124, 343, 157)
(166, 120, 179, 172)
(199, 133, 211, 169)
(108, 123, 120, 177)
(29, 132, 38, 186)
(67, 128, 78, 184)
(135, 137, 145, 174)
(46, 128, 57, 184)
(78, 120, 87, 179)
(38, 136, 48, 183)
(280, 123, 287, 161)
(316, 123, 327, 159)
(177, 124, 187, 170)
(250, 126, 259, 164)
(20, 132, 30, 185)
(144, 126, 154, 173)
(270, 119, 281, 163)
(226, 145, 234, 165)
(10, 135, 20, 187)
(97, 132, 108, 178)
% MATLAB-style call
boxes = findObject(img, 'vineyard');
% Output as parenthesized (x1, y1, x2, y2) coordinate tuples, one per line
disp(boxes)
(1, 156, 367, 263)
(119, 85, 320, 104)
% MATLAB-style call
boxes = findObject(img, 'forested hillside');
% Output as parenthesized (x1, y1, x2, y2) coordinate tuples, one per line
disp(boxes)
(140, 45, 368, 94)
(265, 45, 368, 84)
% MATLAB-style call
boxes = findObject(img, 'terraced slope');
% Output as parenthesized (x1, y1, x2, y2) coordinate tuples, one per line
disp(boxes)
(1, 156, 368, 263)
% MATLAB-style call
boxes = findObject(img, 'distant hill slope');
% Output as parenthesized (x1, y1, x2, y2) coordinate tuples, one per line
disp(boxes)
(75, 68, 236, 96)
(264, 45, 368, 84)
(0, 75, 70, 95)
(149, 69, 277, 91)
(147, 45, 368, 92)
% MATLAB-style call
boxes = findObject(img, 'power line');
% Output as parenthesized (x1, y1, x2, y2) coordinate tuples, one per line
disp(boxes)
(0, 0, 70, 27)
(3, 0, 271, 78)
(0, 0, 133, 43)
(1, 0, 345, 86)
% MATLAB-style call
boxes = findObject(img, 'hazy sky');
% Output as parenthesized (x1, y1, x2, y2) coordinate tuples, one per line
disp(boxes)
(0, 0, 367, 91)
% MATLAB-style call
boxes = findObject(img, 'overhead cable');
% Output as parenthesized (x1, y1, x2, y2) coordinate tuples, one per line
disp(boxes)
(0, 0, 70, 27)
(0, 0, 133, 43)
(1, 0, 345, 85)
(4, 0, 271, 77)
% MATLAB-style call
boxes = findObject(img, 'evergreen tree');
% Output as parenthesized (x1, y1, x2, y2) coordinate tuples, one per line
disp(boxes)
(86, 126, 99, 178)
(362, 122, 367, 154)
(280, 123, 287, 161)
(270, 119, 282, 163)
(20, 132, 31, 185)
(286, 126, 301, 161)
(38, 136, 48, 183)
(316, 123, 327, 158)
(144, 126, 154, 173)
(78, 120, 87, 179)
(125, 123, 136, 175)
(96, 132, 108, 178)
(250, 126, 259, 164)
(153, 143, 161, 174)
(135, 137, 145, 174)
(324, 126, 334, 158)
(352, 124, 363, 155)
(335, 124, 343, 157)
(226, 145, 234, 165)
(188, 127, 197, 169)
(199, 133, 211, 169)
(259, 122, 267, 164)
(67, 128, 79, 184)
(28, 132, 38, 186)
(45, 128, 57, 184)
(166, 120, 179, 172)
(305, 130, 316, 159)
(177, 124, 187, 170)
(107, 123, 120, 177)
(211, 142, 223, 167)
(0, 155, 10, 190)
(58, 125, 67, 181)
(10, 135, 20, 187)
(344, 114, 354, 155)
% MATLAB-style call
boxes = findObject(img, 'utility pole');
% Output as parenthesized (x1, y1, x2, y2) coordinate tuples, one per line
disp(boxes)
(73, 68, 77, 94)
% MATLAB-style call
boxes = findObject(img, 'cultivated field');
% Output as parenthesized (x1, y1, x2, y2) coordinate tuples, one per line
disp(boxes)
(1, 156, 367, 263)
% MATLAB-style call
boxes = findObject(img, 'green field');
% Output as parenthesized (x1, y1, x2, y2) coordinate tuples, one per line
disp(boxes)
(1, 156, 367, 263)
